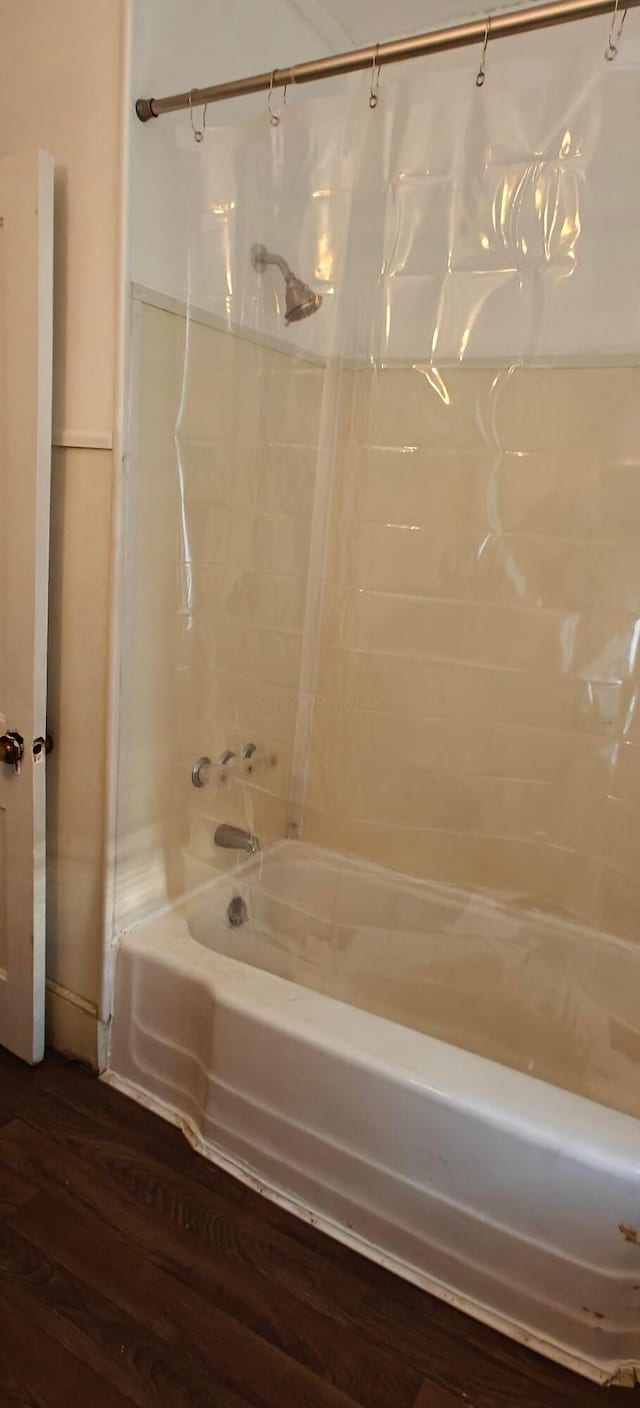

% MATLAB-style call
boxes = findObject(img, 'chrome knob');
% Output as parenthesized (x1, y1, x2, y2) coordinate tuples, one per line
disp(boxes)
(191, 750, 237, 788)
(191, 756, 211, 788)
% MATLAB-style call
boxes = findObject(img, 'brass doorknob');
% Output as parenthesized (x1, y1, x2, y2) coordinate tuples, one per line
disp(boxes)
(0, 732, 24, 769)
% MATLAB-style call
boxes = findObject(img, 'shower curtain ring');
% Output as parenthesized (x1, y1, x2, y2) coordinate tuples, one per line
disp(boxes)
(476, 18, 491, 87)
(605, 0, 627, 59)
(268, 70, 287, 125)
(369, 44, 381, 108)
(188, 90, 207, 143)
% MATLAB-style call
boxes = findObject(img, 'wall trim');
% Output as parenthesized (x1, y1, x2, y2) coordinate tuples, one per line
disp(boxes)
(45, 977, 98, 1017)
(52, 429, 113, 450)
(130, 286, 640, 370)
(45, 980, 101, 1068)
(131, 282, 327, 366)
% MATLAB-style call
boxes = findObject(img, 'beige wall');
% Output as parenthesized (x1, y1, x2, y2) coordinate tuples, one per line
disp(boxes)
(47, 447, 114, 1005)
(304, 363, 640, 943)
(0, 0, 127, 1061)
(129, 0, 352, 303)
(0, 0, 124, 436)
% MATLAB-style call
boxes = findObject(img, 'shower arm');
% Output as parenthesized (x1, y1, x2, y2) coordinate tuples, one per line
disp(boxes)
(266, 254, 291, 280)
(251, 247, 293, 281)
(135, 0, 640, 122)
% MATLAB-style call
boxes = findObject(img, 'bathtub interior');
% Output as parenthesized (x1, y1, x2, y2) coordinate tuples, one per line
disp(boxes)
(157, 839, 640, 1124)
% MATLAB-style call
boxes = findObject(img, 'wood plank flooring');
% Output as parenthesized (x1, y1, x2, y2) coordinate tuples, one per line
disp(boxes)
(0, 1048, 634, 1407)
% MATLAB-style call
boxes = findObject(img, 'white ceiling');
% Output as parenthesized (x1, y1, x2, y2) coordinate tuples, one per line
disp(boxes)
(320, 0, 490, 45)
(289, 0, 555, 49)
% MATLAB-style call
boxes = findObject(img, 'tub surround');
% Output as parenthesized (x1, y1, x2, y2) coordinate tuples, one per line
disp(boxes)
(117, 294, 640, 947)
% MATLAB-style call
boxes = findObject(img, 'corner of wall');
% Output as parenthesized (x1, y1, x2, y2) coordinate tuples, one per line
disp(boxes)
(45, 980, 107, 1069)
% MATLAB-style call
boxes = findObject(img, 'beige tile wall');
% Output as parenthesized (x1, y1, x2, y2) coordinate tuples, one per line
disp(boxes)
(303, 363, 640, 942)
(124, 299, 640, 944)
(178, 325, 324, 878)
(116, 300, 322, 920)
(115, 303, 186, 930)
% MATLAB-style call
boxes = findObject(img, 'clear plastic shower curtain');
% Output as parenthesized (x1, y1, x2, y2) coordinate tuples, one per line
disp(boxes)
(173, 32, 640, 946)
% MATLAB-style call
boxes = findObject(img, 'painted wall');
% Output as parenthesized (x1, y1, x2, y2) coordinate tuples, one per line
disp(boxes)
(130, 9, 640, 364)
(128, 0, 347, 302)
(0, 0, 124, 437)
(0, 0, 127, 1061)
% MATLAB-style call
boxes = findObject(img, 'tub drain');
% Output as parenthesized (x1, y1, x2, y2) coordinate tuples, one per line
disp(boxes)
(227, 895, 248, 927)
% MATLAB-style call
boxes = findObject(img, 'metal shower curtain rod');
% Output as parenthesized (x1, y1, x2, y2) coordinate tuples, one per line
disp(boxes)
(136, 0, 639, 121)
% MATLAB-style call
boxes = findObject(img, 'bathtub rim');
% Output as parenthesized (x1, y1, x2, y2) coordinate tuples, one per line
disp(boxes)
(120, 837, 640, 961)
(111, 910, 640, 1181)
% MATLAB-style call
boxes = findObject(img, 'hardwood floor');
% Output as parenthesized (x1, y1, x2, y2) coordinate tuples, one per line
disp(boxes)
(0, 1049, 634, 1407)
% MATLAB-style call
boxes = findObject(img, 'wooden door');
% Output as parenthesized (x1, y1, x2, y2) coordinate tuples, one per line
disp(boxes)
(0, 150, 54, 1062)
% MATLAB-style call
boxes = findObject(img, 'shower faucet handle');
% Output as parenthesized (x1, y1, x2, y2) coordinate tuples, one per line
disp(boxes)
(191, 750, 238, 788)
(239, 742, 277, 776)
(239, 742, 257, 776)
(191, 756, 211, 788)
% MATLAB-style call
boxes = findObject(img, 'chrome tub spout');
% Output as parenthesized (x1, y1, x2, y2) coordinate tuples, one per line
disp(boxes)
(214, 823, 262, 854)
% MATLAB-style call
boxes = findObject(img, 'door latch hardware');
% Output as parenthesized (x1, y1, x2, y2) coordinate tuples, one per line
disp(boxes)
(32, 734, 53, 759)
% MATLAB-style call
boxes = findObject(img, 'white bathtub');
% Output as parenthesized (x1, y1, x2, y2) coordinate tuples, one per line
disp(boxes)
(107, 840, 640, 1386)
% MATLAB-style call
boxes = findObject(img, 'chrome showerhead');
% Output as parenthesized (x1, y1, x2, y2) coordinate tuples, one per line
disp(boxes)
(251, 243, 323, 324)
(283, 273, 323, 324)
